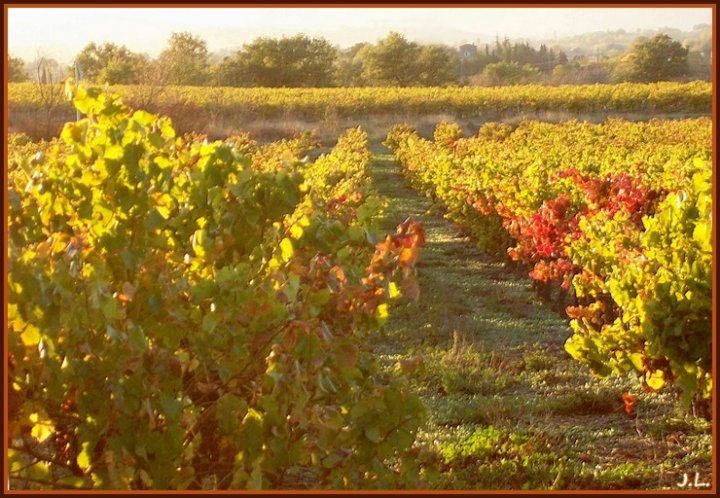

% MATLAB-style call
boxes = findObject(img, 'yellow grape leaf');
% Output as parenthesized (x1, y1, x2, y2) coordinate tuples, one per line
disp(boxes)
(155, 205, 171, 220)
(51, 234, 70, 254)
(693, 220, 711, 252)
(280, 238, 294, 262)
(30, 412, 55, 443)
(20, 323, 41, 347)
(77, 441, 92, 469)
(645, 369, 665, 391)
(192, 228, 206, 250)
(628, 353, 644, 372)
(388, 282, 400, 299)
(104, 144, 124, 161)
(376, 303, 389, 324)
(289, 223, 304, 240)
(298, 214, 311, 227)
(8, 304, 23, 331)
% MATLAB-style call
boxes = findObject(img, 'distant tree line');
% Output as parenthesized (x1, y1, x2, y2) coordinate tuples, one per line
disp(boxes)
(9, 30, 709, 88)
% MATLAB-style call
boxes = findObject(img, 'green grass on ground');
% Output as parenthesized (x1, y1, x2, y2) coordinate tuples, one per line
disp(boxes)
(368, 148, 712, 491)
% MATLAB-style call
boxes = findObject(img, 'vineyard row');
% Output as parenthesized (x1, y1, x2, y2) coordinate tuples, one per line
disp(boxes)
(9, 80, 712, 122)
(8, 87, 425, 490)
(385, 117, 713, 416)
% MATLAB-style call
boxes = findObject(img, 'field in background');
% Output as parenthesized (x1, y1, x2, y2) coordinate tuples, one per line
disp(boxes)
(7, 81, 712, 142)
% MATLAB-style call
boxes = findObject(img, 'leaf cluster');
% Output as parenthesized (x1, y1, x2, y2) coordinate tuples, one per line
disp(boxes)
(8, 87, 425, 489)
(387, 118, 712, 411)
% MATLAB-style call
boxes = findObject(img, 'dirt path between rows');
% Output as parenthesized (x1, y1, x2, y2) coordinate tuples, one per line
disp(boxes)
(366, 146, 712, 490)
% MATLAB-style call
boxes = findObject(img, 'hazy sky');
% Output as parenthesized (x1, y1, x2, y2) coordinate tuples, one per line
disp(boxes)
(6, 6, 714, 63)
